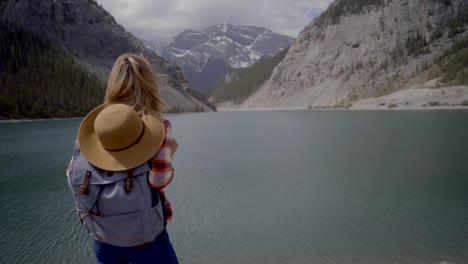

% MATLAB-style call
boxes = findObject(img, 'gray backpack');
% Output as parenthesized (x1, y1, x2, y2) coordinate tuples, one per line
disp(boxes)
(67, 141, 165, 247)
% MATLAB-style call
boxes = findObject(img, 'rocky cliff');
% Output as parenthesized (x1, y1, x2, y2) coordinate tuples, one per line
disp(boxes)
(1, 0, 214, 112)
(241, 0, 468, 109)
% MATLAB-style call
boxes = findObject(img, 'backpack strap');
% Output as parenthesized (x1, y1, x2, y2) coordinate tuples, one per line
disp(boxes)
(125, 168, 134, 193)
(146, 160, 166, 227)
(75, 170, 92, 197)
(79, 186, 104, 220)
(158, 191, 168, 228)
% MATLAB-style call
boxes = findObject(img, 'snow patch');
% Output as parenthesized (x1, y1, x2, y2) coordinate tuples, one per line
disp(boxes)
(227, 50, 261, 68)
(197, 54, 211, 73)
(237, 32, 255, 40)
(170, 48, 192, 58)
(220, 22, 228, 33)
(186, 31, 203, 35)
(247, 35, 259, 49)
(248, 50, 261, 61)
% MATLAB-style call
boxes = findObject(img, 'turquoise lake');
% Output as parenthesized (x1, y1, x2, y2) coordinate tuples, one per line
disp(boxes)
(1, 110, 468, 263)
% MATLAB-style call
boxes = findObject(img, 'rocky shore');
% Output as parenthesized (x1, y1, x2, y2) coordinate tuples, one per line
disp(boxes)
(351, 86, 468, 110)
(217, 85, 468, 111)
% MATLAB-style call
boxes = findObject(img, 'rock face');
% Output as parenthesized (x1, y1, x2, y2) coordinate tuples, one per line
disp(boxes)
(241, 0, 468, 109)
(1, 0, 213, 112)
(146, 23, 294, 91)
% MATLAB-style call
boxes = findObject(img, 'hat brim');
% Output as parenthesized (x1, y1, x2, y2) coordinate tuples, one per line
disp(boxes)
(78, 103, 165, 171)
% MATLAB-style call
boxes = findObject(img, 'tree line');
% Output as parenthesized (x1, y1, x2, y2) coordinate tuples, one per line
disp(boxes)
(0, 22, 104, 119)
(437, 35, 468, 85)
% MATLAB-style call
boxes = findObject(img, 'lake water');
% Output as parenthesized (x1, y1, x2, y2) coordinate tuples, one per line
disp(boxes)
(1, 110, 468, 264)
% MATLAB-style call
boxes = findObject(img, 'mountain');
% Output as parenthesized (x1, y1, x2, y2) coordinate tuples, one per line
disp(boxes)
(146, 23, 294, 91)
(240, 0, 468, 109)
(0, 0, 214, 118)
(145, 39, 171, 57)
(208, 48, 289, 107)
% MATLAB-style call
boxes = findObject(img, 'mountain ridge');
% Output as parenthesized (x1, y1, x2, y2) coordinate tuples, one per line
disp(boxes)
(145, 23, 294, 90)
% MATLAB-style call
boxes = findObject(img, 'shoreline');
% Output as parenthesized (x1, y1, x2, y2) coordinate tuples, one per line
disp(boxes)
(222, 86, 468, 112)
(2, 106, 468, 123)
(0, 117, 83, 123)
(218, 105, 468, 112)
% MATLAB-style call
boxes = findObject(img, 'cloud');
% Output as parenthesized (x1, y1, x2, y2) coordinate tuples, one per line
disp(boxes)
(96, 0, 334, 41)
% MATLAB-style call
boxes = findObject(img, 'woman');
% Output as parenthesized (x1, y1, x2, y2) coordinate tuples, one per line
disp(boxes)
(66, 54, 179, 264)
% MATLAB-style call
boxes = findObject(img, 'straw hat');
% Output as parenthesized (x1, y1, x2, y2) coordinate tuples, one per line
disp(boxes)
(78, 103, 165, 171)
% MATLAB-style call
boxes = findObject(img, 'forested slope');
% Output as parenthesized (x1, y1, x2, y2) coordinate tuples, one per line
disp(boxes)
(0, 23, 103, 118)
(209, 48, 288, 106)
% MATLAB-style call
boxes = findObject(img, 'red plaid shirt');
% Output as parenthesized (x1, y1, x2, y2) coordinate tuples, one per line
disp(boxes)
(66, 119, 176, 223)
(148, 119, 176, 222)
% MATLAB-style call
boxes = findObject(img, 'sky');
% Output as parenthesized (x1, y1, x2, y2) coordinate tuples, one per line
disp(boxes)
(96, 0, 334, 41)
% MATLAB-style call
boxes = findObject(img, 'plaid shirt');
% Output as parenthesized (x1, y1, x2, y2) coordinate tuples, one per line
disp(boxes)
(149, 119, 176, 222)
(66, 119, 176, 223)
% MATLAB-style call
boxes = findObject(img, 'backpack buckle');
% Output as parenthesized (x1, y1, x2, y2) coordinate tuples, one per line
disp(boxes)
(75, 171, 92, 197)
(125, 169, 134, 193)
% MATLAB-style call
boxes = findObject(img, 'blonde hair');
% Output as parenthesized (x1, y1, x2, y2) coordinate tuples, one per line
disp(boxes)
(105, 53, 165, 115)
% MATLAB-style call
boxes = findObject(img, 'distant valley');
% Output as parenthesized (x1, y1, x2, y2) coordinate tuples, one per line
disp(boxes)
(145, 23, 293, 91)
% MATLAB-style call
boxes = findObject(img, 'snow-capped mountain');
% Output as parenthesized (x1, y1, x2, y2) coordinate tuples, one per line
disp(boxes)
(145, 23, 294, 91)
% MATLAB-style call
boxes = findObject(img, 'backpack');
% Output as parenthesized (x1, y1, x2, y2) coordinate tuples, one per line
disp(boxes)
(67, 140, 165, 247)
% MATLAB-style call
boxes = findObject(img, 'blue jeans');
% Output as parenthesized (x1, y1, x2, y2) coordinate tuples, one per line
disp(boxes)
(92, 229, 179, 264)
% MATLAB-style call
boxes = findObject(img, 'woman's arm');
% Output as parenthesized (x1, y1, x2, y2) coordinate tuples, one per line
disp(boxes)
(148, 119, 176, 190)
